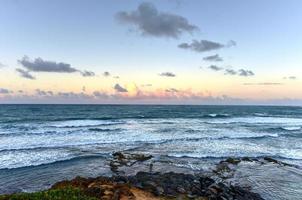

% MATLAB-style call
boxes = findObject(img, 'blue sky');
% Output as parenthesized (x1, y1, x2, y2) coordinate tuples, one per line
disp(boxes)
(0, 0, 302, 104)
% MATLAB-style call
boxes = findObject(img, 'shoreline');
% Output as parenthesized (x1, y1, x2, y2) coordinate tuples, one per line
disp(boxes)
(2, 152, 301, 199)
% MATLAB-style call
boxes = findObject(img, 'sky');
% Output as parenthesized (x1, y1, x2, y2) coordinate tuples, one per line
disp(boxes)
(0, 0, 302, 105)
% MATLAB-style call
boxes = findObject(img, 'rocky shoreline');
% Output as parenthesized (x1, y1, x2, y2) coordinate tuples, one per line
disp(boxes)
(1, 151, 301, 199)
(3, 152, 291, 199)
(48, 170, 263, 200)
(48, 151, 266, 200)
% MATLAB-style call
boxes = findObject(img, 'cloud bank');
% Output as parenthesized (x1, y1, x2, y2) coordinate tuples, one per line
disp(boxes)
(2, 88, 302, 106)
(224, 69, 237, 75)
(116, 2, 198, 38)
(243, 82, 283, 86)
(0, 88, 12, 94)
(178, 40, 236, 53)
(103, 71, 110, 77)
(203, 54, 223, 62)
(208, 65, 223, 71)
(207, 65, 255, 77)
(165, 88, 179, 93)
(18, 56, 78, 73)
(159, 72, 176, 77)
(284, 76, 297, 80)
(238, 69, 254, 77)
(16, 68, 36, 80)
(114, 84, 128, 93)
(80, 71, 95, 77)
(17, 56, 95, 79)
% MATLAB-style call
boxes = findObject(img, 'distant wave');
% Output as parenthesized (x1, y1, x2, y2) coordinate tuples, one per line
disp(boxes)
(253, 113, 271, 117)
(281, 126, 301, 131)
(0, 132, 299, 169)
(142, 121, 175, 125)
(0, 133, 280, 153)
(166, 154, 302, 163)
(47, 120, 126, 128)
(205, 116, 302, 125)
(205, 113, 230, 118)
(266, 126, 302, 134)
(4, 117, 118, 123)
(6, 114, 233, 123)
(88, 128, 123, 132)
(0, 154, 108, 170)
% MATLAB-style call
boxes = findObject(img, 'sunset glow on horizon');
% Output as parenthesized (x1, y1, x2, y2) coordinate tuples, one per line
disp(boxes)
(1, 0, 302, 105)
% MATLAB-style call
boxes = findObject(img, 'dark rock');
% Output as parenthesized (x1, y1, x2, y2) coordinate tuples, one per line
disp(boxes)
(214, 162, 231, 173)
(208, 186, 218, 195)
(166, 187, 178, 197)
(263, 157, 294, 167)
(190, 185, 202, 195)
(187, 194, 198, 199)
(263, 157, 279, 164)
(231, 185, 264, 200)
(154, 186, 164, 196)
(109, 161, 121, 170)
(242, 157, 254, 162)
(142, 180, 157, 189)
(48, 169, 263, 200)
(112, 152, 126, 160)
(176, 186, 186, 194)
(200, 176, 215, 189)
(225, 157, 241, 165)
(132, 154, 153, 161)
(112, 175, 128, 184)
(109, 152, 153, 173)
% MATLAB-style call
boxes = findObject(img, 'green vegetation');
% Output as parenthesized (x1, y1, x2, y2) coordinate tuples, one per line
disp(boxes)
(0, 187, 98, 200)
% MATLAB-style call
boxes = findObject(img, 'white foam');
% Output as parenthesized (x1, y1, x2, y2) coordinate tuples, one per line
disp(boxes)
(49, 120, 122, 128)
(281, 126, 301, 131)
(208, 116, 302, 125)
(0, 149, 75, 169)
(164, 139, 302, 160)
(1, 117, 302, 169)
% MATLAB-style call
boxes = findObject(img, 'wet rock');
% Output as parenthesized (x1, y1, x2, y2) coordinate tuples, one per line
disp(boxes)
(241, 157, 254, 162)
(187, 194, 198, 199)
(112, 152, 126, 160)
(176, 186, 186, 194)
(225, 157, 241, 165)
(154, 186, 164, 196)
(132, 154, 153, 162)
(48, 171, 265, 200)
(263, 157, 279, 164)
(48, 159, 265, 200)
(263, 156, 294, 167)
(208, 186, 218, 195)
(109, 161, 120, 172)
(142, 180, 157, 192)
(199, 177, 215, 189)
(214, 162, 231, 173)
(231, 185, 263, 200)
(112, 152, 153, 162)
(110, 152, 153, 173)
(112, 175, 128, 184)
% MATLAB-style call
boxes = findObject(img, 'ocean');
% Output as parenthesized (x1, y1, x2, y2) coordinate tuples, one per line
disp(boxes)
(0, 105, 302, 198)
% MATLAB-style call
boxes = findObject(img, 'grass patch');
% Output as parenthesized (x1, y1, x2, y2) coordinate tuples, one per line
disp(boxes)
(0, 187, 98, 200)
